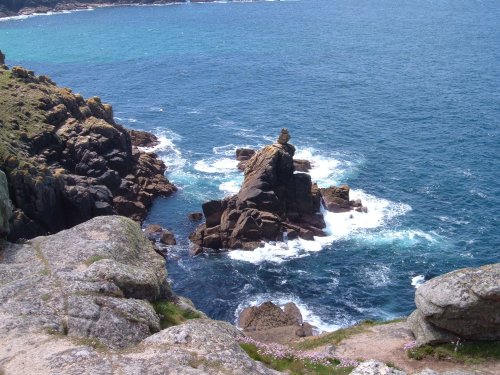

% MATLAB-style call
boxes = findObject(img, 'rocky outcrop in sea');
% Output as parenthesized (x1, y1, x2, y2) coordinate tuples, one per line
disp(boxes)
(190, 129, 326, 252)
(0, 62, 176, 241)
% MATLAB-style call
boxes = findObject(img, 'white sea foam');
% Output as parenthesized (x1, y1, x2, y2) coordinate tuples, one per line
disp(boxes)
(219, 178, 243, 195)
(234, 293, 341, 333)
(194, 158, 239, 174)
(411, 275, 425, 288)
(0, 8, 93, 22)
(138, 129, 186, 172)
(361, 264, 391, 287)
(228, 239, 319, 264)
(355, 229, 439, 247)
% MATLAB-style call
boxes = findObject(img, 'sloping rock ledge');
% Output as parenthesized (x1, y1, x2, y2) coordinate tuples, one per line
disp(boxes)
(0, 215, 277, 374)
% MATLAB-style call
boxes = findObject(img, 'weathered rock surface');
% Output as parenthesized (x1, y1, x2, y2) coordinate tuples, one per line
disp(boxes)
(351, 360, 407, 375)
(409, 263, 500, 345)
(0, 170, 12, 236)
(0, 215, 278, 375)
(191, 129, 325, 251)
(0, 63, 176, 241)
(238, 301, 314, 343)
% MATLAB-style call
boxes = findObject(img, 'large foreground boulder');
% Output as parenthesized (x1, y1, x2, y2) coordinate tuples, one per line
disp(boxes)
(0, 215, 277, 375)
(190, 129, 325, 251)
(408, 263, 500, 345)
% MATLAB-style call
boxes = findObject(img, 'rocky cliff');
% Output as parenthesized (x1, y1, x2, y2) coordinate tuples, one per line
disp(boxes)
(0, 216, 277, 374)
(0, 61, 176, 241)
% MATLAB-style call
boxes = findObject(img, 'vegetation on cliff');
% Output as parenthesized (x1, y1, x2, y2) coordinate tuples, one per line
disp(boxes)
(0, 61, 175, 241)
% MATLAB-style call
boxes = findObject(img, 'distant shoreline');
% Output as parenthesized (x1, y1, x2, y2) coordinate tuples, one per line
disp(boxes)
(0, 0, 268, 20)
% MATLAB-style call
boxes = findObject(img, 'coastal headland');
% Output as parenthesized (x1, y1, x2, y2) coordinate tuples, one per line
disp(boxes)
(0, 56, 498, 374)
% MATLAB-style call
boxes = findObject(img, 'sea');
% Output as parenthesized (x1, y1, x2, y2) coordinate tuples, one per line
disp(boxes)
(1, 0, 499, 332)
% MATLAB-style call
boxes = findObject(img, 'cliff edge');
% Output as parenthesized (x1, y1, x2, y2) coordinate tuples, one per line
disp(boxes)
(0, 59, 176, 241)
(0, 215, 277, 374)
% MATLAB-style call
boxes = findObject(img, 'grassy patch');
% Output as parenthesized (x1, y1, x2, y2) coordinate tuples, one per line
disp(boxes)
(84, 255, 108, 266)
(293, 319, 403, 351)
(151, 300, 201, 329)
(408, 341, 500, 364)
(240, 342, 354, 375)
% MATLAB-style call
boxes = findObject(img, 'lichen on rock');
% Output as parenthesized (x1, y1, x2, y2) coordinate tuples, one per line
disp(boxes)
(0, 63, 176, 241)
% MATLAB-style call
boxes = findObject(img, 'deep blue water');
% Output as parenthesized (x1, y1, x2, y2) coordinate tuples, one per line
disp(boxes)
(1, 0, 499, 330)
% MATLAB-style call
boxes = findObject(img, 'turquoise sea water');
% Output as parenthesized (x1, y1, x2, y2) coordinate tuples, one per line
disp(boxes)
(1, 0, 499, 330)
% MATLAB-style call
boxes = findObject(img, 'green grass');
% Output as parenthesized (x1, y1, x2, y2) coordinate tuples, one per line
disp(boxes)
(239, 342, 354, 375)
(83, 255, 108, 266)
(293, 319, 404, 351)
(408, 341, 500, 364)
(151, 300, 201, 329)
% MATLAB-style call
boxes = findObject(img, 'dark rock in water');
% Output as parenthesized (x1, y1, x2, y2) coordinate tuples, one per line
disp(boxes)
(0, 64, 177, 241)
(321, 185, 351, 212)
(191, 130, 325, 251)
(188, 212, 203, 221)
(408, 263, 500, 345)
(0, 50, 4, 65)
(236, 148, 256, 161)
(238, 301, 314, 344)
(293, 159, 312, 172)
(160, 230, 176, 246)
(129, 129, 160, 148)
(144, 223, 163, 239)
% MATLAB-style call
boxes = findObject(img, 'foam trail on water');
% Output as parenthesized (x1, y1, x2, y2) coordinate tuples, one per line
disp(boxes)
(234, 293, 341, 333)
(228, 189, 411, 264)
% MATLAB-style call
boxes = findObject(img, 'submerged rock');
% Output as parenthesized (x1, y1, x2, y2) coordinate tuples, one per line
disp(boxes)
(409, 263, 500, 345)
(191, 129, 325, 251)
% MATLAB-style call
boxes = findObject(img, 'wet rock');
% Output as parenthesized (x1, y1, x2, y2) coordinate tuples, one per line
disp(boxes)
(160, 229, 176, 246)
(188, 212, 203, 221)
(293, 159, 312, 172)
(129, 129, 160, 148)
(409, 263, 500, 345)
(321, 184, 351, 212)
